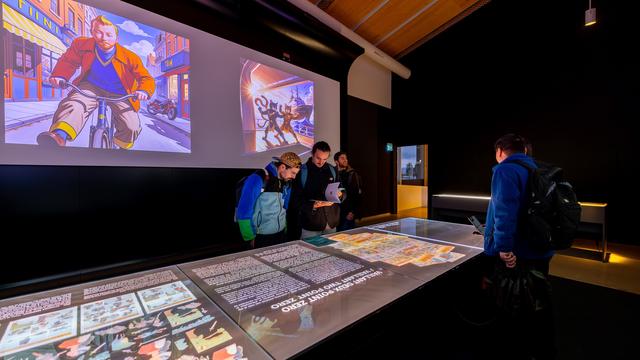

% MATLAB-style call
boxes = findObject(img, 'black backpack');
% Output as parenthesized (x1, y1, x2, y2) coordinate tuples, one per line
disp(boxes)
(514, 160, 582, 250)
(234, 169, 268, 222)
(346, 170, 363, 197)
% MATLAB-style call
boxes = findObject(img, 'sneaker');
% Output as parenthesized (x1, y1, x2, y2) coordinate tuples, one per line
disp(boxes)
(36, 131, 66, 147)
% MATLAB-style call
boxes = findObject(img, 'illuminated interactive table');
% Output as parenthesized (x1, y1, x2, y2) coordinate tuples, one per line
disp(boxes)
(0, 218, 485, 360)
(178, 241, 421, 359)
(179, 218, 485, 359)
(328, 217, 485, 282)
(0, 266, 271, 360)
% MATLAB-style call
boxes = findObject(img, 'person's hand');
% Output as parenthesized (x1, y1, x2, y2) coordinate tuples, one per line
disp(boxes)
(313, 201, 333, 209)
(135, 90, 149, 100)
(346, 212, 354, 221)
(499, 251, 516, 268)
(49, 77, 66, 87)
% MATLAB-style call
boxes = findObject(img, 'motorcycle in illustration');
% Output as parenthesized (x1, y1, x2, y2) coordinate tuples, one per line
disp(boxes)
(146, 97, 178, 120)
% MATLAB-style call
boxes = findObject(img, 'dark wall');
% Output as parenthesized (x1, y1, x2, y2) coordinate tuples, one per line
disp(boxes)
(123, 0, 360, 81)
(344, 96, 393, 218)
(390, 0, 639, 243)
(0, 166, 251, 284)
(0, 0, 362, 289)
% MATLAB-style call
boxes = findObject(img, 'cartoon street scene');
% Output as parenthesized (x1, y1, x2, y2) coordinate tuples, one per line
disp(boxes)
(2, 0, 191, 153)
(240, 58, 314, 154)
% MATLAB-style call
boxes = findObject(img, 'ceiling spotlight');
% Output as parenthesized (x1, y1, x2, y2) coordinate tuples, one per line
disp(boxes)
(585, 0, 596, 26)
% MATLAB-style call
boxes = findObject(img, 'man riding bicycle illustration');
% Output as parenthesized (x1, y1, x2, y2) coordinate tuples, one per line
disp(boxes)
(37, 15, 155, 149)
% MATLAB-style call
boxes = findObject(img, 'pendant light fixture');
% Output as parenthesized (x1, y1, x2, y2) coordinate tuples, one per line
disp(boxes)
(585, 0, 596, 26)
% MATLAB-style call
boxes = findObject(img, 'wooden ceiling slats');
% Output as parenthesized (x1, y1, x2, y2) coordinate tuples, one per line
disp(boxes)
(305, 0, 483, 58)
(379, 0, 479, 57)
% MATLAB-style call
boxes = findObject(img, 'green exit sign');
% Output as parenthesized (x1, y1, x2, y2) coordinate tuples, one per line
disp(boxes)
(385, 143, 393, 152)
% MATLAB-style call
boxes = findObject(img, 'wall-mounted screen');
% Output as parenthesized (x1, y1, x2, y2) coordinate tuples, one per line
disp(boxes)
(0, 0, 340, 168)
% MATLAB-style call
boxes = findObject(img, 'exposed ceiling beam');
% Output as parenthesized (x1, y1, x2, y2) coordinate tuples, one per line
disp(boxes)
(374, 0, 439, 47)
(352, 0, 389, 31)
(290, 0, 411, 78)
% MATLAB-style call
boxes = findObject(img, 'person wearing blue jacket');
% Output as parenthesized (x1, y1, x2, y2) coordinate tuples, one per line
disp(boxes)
(237, 152, 301, 248)
(484, 134, 555, 360)
(485, 134, 554, 267)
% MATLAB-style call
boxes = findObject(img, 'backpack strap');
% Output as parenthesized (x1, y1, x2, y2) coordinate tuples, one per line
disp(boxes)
(258, 168, 269, 187)
(514, 159, 562, 180)
(329, 165, 336, 180)
(301, 164, 337, 188)
(513, 159, 535, 172)
(237, 169, 268, 206)
(301, 164, 308, 188)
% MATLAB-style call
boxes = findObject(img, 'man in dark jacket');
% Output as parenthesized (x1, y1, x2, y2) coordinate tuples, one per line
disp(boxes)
(334, 151, 362, 231)
(290, 141, 341, 239)
(484, 133, 555, 359)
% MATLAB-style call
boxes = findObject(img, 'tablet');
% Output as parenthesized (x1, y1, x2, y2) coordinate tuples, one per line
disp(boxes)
(310, 182, 344, 203)
(468, 215, 485, 235)
(324, 182, 343, 203)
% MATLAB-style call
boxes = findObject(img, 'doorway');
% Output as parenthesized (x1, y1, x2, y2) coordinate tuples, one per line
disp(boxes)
(397, 144, 428, 213)
(181, 73, 190, 119)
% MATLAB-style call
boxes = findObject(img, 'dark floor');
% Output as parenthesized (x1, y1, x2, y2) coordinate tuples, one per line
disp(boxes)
(551, 276, 639, 359)
(449, 275, 638, 359)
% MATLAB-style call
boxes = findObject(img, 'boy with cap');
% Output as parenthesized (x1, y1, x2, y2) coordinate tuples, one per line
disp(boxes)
(236, 152, 302, 248)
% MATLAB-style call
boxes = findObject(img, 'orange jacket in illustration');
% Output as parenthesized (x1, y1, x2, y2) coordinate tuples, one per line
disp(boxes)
(51, 37, 155, 112)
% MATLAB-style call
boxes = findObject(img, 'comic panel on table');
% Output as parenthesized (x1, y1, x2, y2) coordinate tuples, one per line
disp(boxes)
(0, 267, 271, 360)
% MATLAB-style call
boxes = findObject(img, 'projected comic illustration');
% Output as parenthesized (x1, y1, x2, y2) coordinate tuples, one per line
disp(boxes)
(240, 58, 314, 154)
(2, 0, 191, 153)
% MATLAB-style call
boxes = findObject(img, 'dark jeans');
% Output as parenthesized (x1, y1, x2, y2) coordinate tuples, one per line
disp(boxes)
(337, 216, 356, 232)
(254, 230, 287, 249)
